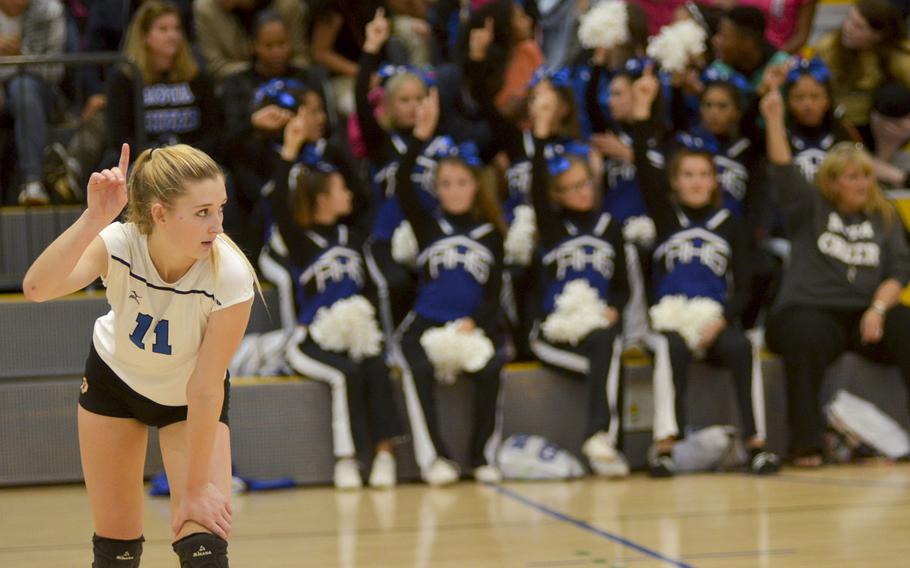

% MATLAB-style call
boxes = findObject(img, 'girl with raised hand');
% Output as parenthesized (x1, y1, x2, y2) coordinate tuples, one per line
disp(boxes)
(257, 82, 371, 334)
(526, 84, 632, 478)
(630, 66, 780, 478)
(395, 88, 506, 486)
(268, 109, 404, 490)
(780, 56, 858, 182)
(761, 88, 910, 468)
(356, 7, 447, 347)
(23, 143, 257, 567)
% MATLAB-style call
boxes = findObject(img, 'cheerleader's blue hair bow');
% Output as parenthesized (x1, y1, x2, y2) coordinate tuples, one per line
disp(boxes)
(785, 56, 831, 86)
(252, 78, 307, 111)
(300, 143, 324, 166)
(547, 155, 572, 176)
(429, 136, 482, 167)
(377, 63, 436, 87)
(701, 66, 750, 94)
(528, 66, 573, 89)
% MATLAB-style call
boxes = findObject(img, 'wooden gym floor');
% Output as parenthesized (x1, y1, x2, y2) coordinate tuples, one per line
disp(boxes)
(1, 463, 908, 567)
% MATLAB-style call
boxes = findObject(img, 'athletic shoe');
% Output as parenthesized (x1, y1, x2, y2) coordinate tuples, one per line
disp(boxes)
(17, 181, 49, 205)
(334, 458, 363, 490)
(422, 458, 460, 487)
(473, 464, 502, 484)
(648, 451, 676, 478)
(750, 449, 781, 475)
(582, 432, 630, 478)
(368, 451, 397, 489)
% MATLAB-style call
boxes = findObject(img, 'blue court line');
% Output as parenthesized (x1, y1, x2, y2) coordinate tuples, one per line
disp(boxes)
(491, 484, 695, 568)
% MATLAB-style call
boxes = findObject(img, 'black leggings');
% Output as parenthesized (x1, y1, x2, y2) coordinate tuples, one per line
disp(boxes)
(287, 336, 403, 459)
(766, 304, 910, 454)
(529, 324, 624, 444)
(655, 327, 761, 441)
(398, 313, 503, 469)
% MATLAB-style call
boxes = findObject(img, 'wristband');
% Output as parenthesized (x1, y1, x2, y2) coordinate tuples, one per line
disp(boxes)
(871, 300, 888, 316)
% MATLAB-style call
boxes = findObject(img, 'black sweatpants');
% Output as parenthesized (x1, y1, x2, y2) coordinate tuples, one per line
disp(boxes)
(287, 335, 403, 459)
(529, 323, 624, 445)
(766, 304, 910, 453)
(650, 327, 763, 442)
(398, 313, 503, 470)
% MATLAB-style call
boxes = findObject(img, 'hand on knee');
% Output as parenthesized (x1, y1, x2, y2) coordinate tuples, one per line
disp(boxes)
(173, 532, 229, 567)
(92, 534, 144, 567)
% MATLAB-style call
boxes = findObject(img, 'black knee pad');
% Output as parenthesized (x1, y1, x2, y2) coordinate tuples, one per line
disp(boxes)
(172, 533, 229, 567)
(92, 534, 144, 567)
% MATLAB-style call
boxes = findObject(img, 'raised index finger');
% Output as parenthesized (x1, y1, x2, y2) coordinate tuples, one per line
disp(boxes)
(118, 143, 130, 176)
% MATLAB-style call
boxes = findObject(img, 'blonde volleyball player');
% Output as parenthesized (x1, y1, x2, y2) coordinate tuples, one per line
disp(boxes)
(23, 143, 257, 567)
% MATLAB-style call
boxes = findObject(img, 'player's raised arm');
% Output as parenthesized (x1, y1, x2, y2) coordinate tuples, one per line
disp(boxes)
(23, 144, 130, 302)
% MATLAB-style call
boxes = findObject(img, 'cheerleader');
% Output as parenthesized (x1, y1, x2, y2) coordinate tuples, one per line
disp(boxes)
(526, 83, 632, 477)
(356, 9, 448, 339)
(269, 110, 404, 489)
(395, 89, 506, 486)
(781, 56, 858, 183)
(631, 66, 780, 476)
(257, 82, 371, 334)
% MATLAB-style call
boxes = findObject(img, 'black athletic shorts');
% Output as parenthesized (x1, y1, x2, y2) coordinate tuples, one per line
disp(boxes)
(79, 343, 230, 428)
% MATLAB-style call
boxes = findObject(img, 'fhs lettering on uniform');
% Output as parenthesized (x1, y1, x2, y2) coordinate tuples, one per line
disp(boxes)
(299, 247, 365, 292)
(714, 156, 749, 201)
(654, 228, 731, 277)
(417, 236, 494, 283)
(817, 212, 881, 267)
(794, 148, 829, 182)
(542, 235, 616, 280)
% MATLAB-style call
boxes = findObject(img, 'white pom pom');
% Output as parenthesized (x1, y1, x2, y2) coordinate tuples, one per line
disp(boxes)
(420, 322, 495, 385)
(649, 295, 723, 358)
(391, 221, 418, 268)
(309, 295, 384, 361)
(504, 205, 537, 266)
(541, 279, 612, 345)
(622, 215, 656, 247)
(578, 0, 629, 50)
(646, 19, 707, 73)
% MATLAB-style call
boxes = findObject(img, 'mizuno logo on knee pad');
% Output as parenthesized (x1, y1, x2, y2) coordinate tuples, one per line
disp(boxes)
(193, 546, 212, 558)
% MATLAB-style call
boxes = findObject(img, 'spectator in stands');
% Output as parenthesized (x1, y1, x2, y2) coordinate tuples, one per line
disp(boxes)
(220, 10, 321, 253)
(44, 0, 195, 205)
(309, 1, 433, 117)
(707, 6, 790, 96)
(631, 66, 780, 477)
(267, 109, 404, 490)
(727, 0, 817, 53)
(526, 81, 632, 478)
(813, 0, 910, 145)
(0, 0, 66, 205)
(105, 1, 220, 165)
(193, 0, 307, 83)
(459, 0, 540, 122)
(761, 87, 910, 467)
(395, 88, 506, 486)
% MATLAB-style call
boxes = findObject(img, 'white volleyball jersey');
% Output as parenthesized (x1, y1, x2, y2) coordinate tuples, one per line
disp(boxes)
(93, 222, 254, 406)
